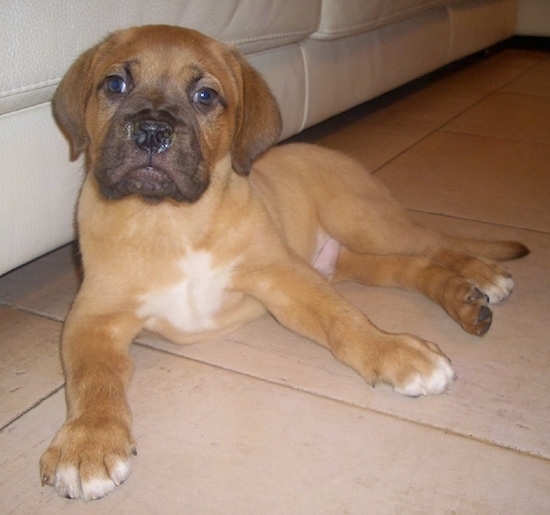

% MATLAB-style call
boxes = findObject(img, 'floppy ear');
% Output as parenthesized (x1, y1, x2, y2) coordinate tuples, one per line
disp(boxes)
(53, 44, 100, 160)
(228, 49, 282, 175)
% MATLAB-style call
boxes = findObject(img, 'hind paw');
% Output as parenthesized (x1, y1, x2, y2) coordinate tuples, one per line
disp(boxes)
(445, 281, 493, 336)
(478, 274, 514, 304)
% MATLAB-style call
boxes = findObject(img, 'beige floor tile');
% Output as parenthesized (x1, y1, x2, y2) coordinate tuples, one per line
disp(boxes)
(2, 345, 549, 513)
(501, 56, 550, 97)
(445, 92, 550, 144)
(0, 307, 64, 429)
(354, 83, 488, 131)
(137, 217, 550, 459)
(350, 49, 548, 133)
(0, 245, 78, 321)
(486, 47, 550, 67)
(375, 131, 550, 231)
(433, 48, 548, 92)
(296, 119, 429, 172)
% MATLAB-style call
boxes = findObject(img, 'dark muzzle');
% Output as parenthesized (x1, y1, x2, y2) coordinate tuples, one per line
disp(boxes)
(129, 120, 174, 153)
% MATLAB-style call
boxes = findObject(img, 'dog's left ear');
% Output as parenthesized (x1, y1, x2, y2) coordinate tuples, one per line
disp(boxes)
(228, 49, 282, 176)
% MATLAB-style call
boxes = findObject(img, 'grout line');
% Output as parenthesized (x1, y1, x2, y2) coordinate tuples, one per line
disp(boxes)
(0, 384, 65, 432)
(4, 331, 548, 463)
(132, 339, 550, 463)
(369, 52, 550, 175)
(439, 125, 550, 147)
(0, 302, 64, 324)
(369, 89, 495, 175)
(406, 208, 550, 235)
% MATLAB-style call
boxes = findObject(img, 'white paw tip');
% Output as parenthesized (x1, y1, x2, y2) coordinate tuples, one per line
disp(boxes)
(82, 477, 117, 501)
(484, 276, 514, 304)
(111, 459, 133, 486)
(54, 459, 132, 501)
(54, 465, 81, 499)
(396, 357, 456, 397)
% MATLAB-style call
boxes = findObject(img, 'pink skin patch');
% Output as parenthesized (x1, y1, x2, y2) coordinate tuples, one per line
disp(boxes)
(312, 234, 341, 279)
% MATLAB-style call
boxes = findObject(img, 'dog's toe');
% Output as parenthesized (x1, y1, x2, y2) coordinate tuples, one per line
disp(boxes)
(82, 459, 132, 501)
(395, 355, 456, 396)
(40, 416, 135, 500)
(476, 305, 492, 331)
(372, 334, 456, 397)
(50, 458, 132, 501)
(480, 275, 515, 304)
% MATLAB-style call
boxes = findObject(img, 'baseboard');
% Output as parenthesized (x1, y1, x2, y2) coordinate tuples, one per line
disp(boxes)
(507, 35, 550, 51)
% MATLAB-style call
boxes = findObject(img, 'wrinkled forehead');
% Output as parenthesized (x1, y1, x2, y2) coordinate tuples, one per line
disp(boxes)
(93, 26, 237, 92)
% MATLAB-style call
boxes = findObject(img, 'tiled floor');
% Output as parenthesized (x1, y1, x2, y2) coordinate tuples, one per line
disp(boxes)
(1, 45, 549, 513)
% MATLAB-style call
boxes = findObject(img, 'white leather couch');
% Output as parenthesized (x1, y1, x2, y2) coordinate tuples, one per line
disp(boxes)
(517, 0, 550, 36)
(1, 0, 542, 276)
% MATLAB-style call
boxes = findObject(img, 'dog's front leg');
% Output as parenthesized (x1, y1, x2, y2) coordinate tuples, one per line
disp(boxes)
(241, 261, 455, 396)
(40, 300, 141, 501)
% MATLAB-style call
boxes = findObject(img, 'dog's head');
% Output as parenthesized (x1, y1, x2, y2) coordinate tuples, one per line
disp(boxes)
(54, 25, 282, 203)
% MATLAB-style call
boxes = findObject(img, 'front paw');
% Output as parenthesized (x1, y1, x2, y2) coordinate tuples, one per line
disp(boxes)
(376, 335, 456, 397)
(40, 417, 136, 501)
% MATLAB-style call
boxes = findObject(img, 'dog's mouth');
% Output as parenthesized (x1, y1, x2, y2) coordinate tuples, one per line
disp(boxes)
(119, 166, 179, 203)
(97, 158, 209, 204)
(95, 118, 210, 203)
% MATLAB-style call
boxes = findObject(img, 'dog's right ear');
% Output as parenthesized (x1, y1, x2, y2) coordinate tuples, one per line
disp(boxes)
(53, 44, 99, 160)
(227, 48, 282, 176)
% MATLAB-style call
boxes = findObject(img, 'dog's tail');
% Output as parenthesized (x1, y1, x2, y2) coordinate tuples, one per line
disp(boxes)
(446, 236, 530, 261)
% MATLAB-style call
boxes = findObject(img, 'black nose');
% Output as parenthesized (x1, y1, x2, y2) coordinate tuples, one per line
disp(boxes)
(130, 120, 174, 153)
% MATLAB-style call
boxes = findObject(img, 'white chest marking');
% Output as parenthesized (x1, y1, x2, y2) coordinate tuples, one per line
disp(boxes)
(137, 250, 233, 333)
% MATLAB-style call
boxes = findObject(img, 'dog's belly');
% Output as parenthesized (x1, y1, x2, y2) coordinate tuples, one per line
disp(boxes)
(136, 250, 236, 335)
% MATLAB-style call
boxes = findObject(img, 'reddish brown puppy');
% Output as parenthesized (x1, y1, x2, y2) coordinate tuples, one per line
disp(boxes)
(40, 25, 528, 501)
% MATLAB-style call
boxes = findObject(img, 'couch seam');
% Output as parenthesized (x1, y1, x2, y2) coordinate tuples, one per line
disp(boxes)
(0, 78, 60, 98)
(299, 43, 310, 133)
(312, 0, 465, 37)
(0, 100, 53, 120)
(446, 4, 454, 62)
(2, 31, 315, 97)
(228, 29, 315, 47)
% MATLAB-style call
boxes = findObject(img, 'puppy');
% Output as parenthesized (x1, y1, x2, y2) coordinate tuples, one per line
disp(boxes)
(40, 25, 528, 500)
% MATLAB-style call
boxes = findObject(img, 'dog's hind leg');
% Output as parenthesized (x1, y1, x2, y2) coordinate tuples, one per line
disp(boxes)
(315, 181, 527, 334)
(334, 249, 512, 336)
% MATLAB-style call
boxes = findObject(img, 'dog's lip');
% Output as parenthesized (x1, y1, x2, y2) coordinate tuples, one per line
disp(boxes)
(129, 166, 166, 179)
(122, 165, 168, 181)
(122, 166, 176, 194)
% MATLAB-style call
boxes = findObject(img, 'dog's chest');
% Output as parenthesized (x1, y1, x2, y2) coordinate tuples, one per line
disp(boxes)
(136, 250, 234, 333)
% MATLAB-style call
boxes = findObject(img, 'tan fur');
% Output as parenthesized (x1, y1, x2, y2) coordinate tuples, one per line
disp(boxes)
(40, 25, 528, 500)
